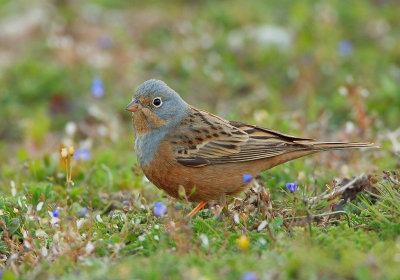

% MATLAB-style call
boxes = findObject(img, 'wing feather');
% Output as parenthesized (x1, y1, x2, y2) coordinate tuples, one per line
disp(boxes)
(164, 107, 317, 167)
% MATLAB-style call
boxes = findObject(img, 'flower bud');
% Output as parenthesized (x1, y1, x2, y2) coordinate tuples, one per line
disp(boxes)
(61, 148, 68, 158)
(68, 146, 75, 156)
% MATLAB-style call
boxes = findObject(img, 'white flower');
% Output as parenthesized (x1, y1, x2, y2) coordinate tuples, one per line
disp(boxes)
(53, 232, 59, 243)
(36, 229, 47, 238)
(200, 234, 209, 250)
(65, 121, 77, 136)
(41, 246, 48, 257)
(77, 218, 86, 229)
(50, 217, 60, 224)
(85, 241, 95, 254)
(36, 202, 44, 211)
(11, 181, 16, 197)
(234, 213, 240, 224)
(24, 241, 31, 249)
(257, 220, 268, 232)
(258, 238, 267, 246)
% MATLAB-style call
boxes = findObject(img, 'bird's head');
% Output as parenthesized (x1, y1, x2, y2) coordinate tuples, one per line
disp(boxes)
(126, 79, 189, 135)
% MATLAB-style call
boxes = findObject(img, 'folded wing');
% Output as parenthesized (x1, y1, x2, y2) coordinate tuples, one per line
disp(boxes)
(164, 107, 369, 167)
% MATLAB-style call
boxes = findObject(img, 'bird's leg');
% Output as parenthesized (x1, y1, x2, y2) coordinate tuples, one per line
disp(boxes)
(187, 201, 208, 217)
(213, 195, 227, 218)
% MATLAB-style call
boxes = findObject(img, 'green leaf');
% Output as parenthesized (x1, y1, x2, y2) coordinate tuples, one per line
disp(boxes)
(16, 148, 30, 162)
(270, 217, 283, 228)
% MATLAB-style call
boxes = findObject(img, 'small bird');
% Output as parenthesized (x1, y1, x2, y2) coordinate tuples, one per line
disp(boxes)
(126, 79, 375, 217)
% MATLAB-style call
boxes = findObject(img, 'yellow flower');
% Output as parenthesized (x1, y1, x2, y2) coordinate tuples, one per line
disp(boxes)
(61, 148, 68, 158)
(237, 235, 250, 250)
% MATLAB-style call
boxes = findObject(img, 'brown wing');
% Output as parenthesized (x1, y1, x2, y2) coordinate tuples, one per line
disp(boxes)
(164, 107, 317, 167)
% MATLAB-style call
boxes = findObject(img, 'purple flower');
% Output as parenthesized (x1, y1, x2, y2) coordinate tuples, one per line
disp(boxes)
(286, 182, 297, 193)
(91, 78, 104, 98)
(243, 174, 252, 183)
(153, 202, 167, 216)
(81, 207, 88, 216)
(243, 271, 258, 280)
(97, 35, 113, 49)
(52, 209, 60, 218)
(74, 149, 91, 161)
(338, 39, 353, 57)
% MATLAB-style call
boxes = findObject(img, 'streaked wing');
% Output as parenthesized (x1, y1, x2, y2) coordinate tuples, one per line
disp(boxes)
(164, 107, 315, 167)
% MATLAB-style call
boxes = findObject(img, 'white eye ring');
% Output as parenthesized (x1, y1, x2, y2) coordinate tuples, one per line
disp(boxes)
(152, 97, 162, 107)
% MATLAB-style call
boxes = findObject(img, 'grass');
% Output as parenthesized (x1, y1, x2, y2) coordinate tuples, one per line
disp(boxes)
(1, 0, 400, 279)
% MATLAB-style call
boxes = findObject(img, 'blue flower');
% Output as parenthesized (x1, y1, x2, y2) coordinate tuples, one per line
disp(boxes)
(91, 78, 104, 98)
(338, 39, 353, 57)
(73, 149, 91, 161)
(243, 174, 252, 183)
(243, 271, 258, 280)
(153, 202, 167, 216)
(81, 207, 88, 216)
(52, 209, 60, 218)
(286, 182, 297, 193)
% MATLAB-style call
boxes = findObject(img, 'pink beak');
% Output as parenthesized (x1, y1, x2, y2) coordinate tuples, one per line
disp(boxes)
(125, 99, 142, 112)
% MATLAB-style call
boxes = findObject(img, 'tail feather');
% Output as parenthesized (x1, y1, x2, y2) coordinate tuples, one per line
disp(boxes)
(295, 141, 378, 151)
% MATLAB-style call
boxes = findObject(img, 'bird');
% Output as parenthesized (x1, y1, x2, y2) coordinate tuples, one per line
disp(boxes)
(126, 79, 376, 217)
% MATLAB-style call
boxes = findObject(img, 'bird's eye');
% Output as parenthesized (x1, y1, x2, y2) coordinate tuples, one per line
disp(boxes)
(152, 97, 162, 107)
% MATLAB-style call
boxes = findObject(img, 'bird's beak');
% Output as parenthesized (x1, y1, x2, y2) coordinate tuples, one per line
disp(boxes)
(125, 99, 142, 112)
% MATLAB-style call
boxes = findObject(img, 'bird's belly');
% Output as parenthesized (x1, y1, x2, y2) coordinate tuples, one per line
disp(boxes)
(142, 155, 267, 202)
(140, 141, 307, 202)
(142, 164, 248, 202)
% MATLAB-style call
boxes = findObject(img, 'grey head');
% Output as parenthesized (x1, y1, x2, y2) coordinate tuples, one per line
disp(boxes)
(126, 79, 190, 165)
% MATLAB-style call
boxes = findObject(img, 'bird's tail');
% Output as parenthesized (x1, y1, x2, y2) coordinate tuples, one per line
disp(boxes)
(296, 141, 378, 151)
(260, 141, 377, 170)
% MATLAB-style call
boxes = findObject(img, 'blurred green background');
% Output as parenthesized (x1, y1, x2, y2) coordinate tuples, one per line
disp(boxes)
(1, 1, 400, 279)
(0, 0, 399, 161)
